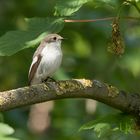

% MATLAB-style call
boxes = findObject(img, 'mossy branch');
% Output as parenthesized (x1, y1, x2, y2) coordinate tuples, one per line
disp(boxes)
(0, 79, 140, 118)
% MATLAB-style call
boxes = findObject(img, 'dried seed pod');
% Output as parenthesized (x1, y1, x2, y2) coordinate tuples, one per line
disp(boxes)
(108, 18, 125, 56)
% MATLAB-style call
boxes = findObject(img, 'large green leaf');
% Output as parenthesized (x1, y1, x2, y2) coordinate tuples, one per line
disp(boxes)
(54, 0, 92, 16)
(0, 18, 64, 56)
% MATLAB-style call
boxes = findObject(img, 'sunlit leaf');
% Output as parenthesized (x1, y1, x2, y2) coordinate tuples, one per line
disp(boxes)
(54, 0, 92, 16)
(0, 18, 64, 56)
(0, 123, 14, 136)
(93, 123, 111, 138)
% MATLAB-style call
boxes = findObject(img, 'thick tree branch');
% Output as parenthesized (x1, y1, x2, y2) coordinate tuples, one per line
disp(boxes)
(0, 79, 140, 117)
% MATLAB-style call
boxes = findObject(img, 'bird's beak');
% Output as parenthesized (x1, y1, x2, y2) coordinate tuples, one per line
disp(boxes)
(61, 37, 67, 40)
(59, 36, 67, 40)
(60, 37, 64, 40)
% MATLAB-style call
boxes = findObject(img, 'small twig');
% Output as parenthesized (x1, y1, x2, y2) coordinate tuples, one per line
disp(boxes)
(64, 16, 140, 23)
(64, 17, 114, 22)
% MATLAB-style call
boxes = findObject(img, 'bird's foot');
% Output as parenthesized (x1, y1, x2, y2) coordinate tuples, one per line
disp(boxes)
(42, 77, 56, 83)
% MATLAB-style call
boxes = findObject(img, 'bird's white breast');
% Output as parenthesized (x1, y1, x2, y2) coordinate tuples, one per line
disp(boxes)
(36, 41, 62, 81)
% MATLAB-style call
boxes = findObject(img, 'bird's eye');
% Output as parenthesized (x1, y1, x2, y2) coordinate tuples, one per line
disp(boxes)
(53, 37, 57, 40)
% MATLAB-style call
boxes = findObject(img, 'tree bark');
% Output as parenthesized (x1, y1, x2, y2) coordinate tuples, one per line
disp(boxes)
(0, 79, 140, 118)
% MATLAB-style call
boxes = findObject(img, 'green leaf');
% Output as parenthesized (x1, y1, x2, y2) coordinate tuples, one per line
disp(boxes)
(79, 113, 136, 137)
(54, 0, 92, 16)
(0, 123, 14, 136)
(0, 18, 64, 56)
(93, 123, 111, 138)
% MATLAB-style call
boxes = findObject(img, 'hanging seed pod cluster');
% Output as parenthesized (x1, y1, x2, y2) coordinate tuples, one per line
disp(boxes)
(108, 18, 125, 56)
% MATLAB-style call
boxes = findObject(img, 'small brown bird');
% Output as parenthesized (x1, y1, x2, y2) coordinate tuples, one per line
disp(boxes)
(28, 34, 63, 85)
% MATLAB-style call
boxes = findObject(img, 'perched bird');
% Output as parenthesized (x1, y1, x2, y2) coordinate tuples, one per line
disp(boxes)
(28, 33, 63, 85)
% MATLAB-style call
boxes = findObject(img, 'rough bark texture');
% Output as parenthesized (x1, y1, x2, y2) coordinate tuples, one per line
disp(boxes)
(0, 79, 140, 118)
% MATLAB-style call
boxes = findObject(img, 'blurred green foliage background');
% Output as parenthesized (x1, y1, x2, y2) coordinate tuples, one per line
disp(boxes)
(0, 0, 140, 140)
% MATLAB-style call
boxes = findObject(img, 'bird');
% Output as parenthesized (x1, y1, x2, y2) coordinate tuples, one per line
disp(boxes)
(28, 33, 64, 85)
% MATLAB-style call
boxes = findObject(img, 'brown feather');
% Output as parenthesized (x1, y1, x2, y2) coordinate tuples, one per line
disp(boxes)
(28, 54, 42, 85)
(28, 41, 47, 85)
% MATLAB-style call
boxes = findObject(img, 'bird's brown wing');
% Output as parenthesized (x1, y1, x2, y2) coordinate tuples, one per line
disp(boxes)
(28, 54, 42, 85)
(28, 41, 46, 85)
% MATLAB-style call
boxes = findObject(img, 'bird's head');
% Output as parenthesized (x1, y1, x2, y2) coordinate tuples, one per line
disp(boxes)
(44, 34, 64, 44)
